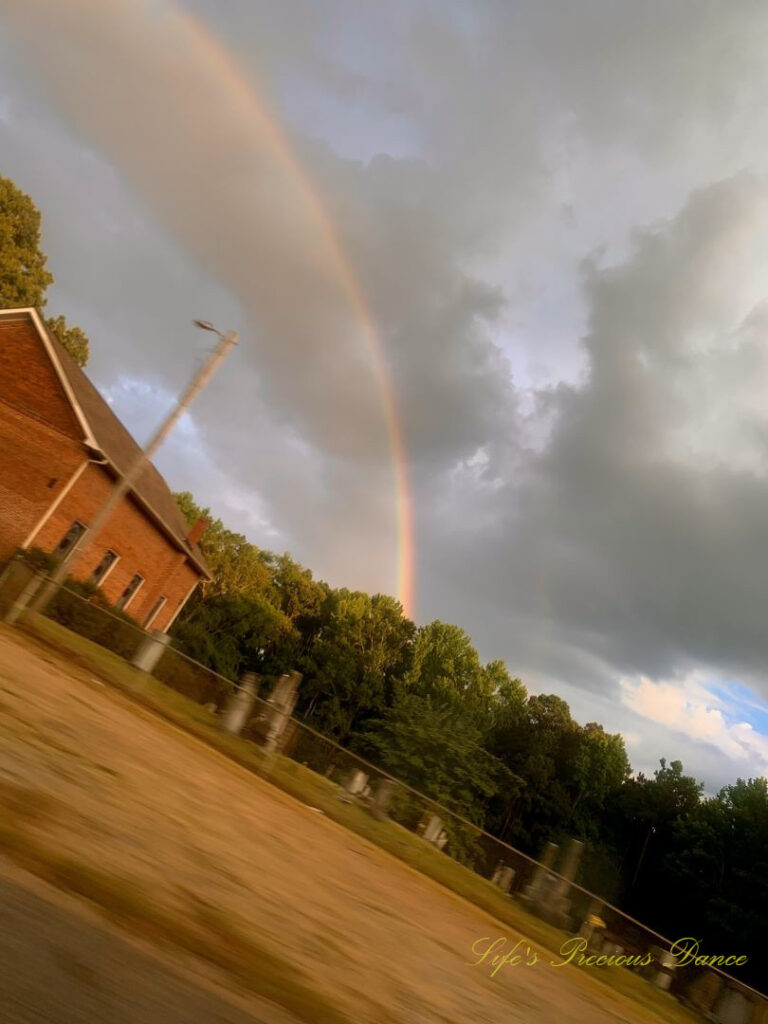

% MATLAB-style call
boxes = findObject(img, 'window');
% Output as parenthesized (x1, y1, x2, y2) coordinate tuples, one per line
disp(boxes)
(116, 573, 144, 611)
(54, 521, 86, 558)
(143, 596, 167, 629)
(90, 550, 119, 586)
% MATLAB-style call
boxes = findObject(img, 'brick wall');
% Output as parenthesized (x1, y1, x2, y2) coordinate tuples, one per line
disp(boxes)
(0, 314, 204, 630)
(35, 464, 201, 632)
(0, 317, 91, 562)
(0, 319, 83, 436)
(0, 396, 87, 564)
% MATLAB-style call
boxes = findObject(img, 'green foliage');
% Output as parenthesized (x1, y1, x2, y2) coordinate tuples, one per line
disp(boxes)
(0, 174, 53, 308)
(47, 583, 142, 661)
(46, 314, 89, 367)
(486, 694, 631, 852)
(174, 492, 268, 597)
(405, 620, 484, 703)
(153, 648, 232, 708)
(357, 691, 519, 825)
(297, 589, 414, 741)
(270, 552, 327, 626)
(572, 724, 631, 818)
(22, 547, 140, 661)
(19, 546, 59, 574)
(0, 175, 91, 366)
(175, 491, 282, 603)
(172, 591, 295, 682)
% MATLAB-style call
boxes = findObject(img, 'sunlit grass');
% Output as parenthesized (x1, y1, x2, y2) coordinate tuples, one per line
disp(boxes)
(11, 616, 702, 1024)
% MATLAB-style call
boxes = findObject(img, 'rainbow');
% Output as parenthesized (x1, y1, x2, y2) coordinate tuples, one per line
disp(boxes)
(177, 8, 415, 618)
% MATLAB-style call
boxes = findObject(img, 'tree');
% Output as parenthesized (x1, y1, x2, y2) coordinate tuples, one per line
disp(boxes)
(649, 776, 768, 989)
(174, 492, 273, 600)
(404, 620, 488, 725)
(0, 174, 52, 308)
(46, 314, 89, 368)
(0, 174, 91, 365)
(486, 693, 582, 850)
(298, 589, 414, 741)
(172, 591, 295, 681)
(358, 691, 518, 825)
(268, 552, 327, 631)
(571, 723, 631, 818)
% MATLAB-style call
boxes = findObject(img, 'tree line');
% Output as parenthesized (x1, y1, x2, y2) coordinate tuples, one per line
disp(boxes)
(174, 492, 767, 987)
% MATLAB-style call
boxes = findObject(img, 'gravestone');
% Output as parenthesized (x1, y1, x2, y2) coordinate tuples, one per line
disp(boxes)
(423, 814, 444, 843)
(221, 671, 259, 735)
(654, 948, 677, 991)
(683, 971, 724, 1015)
(491, 862, 515, 894)
(577, 898, 606, 951)
(520, 841, 558, 911)
(262, 671, 302, 753)
(339, 770, 369, 802)
(543, 838, 584, 929)
(369, 777, 397, 821)
(712, 986, 752, 1024)
(131, 629, 171, 673)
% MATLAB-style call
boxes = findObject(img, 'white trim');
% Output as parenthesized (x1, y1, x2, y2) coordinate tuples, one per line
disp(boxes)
(102, 466, 212, 579)
(143, 595, 167, 630)
(21, 459, 90, 549)
(2, 308, 98, 448)
(1, 309, 211, 580)
(118, 573, 145, 612)
(54, 519, 88, 557)
(91, 549, 120, 586)
(164, 578, 199, 631)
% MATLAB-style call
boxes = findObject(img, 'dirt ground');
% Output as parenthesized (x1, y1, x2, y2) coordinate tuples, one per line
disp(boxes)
(0, 860, 288, 1024)
(0, 627, 674, 1024)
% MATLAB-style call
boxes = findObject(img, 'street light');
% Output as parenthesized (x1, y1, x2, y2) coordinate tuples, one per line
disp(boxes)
(27, 320, 238, 615)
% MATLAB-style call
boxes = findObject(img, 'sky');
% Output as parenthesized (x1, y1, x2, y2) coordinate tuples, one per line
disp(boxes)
(2, 0, 768, 791)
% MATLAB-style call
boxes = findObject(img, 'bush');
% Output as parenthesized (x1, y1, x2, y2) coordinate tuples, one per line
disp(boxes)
(153, 647, 233, 708)
(46, 586, 142, 661)
(388, 787, 426, 831)
(18, 547, 58, 575)
(17, 548, 142, 660)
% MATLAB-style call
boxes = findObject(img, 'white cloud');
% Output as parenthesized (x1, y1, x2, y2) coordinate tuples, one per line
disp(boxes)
(621, 672, 768, 775)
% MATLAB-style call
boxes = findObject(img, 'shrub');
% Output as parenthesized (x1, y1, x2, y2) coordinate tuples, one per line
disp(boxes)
(18, 547, 58, 574)
(12, 548, 141, 659)
(46, 586, 142, 661)
(153, 647, 233, 708)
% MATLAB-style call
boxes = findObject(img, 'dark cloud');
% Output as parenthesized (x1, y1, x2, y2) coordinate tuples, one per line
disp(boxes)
(438, 178, 768, 700)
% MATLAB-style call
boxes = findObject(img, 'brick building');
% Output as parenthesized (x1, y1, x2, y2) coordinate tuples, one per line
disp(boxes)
(0, 308, 210, 632)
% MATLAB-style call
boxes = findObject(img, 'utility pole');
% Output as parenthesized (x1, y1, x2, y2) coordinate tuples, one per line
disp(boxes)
(28, 321, 237, 616)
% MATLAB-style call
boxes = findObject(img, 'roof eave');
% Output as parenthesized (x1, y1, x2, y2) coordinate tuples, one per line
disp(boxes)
(97, 455, 213, 580)
(1, 308, 211, 581)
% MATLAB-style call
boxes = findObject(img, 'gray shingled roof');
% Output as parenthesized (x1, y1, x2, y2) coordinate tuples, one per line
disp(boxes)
(45, 321, 211, 579)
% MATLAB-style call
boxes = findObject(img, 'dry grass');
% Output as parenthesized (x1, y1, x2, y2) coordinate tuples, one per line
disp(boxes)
(0, 778, 351, 1024)
(10, 616, 702, 1024)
